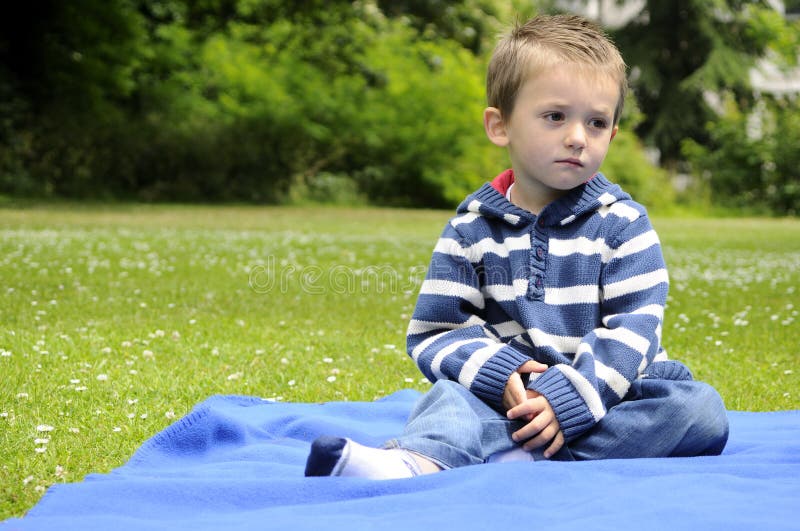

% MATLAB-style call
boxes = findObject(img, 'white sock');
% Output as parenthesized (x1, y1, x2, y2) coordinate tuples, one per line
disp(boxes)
(306, 436, 421, 479)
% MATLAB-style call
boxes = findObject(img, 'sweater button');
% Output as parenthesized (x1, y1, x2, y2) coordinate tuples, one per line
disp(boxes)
(536, 246, 545, 260)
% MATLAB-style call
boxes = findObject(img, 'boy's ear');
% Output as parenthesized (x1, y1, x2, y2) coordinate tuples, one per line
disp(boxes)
(484, 107, 509, 147)
(610, 125, 619, 141)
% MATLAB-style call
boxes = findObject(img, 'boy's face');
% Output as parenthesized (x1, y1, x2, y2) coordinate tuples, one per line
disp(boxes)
(487, 64, 619, 203)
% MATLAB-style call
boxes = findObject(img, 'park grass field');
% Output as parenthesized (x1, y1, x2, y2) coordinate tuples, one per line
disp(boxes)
(1, 205, 798, 519)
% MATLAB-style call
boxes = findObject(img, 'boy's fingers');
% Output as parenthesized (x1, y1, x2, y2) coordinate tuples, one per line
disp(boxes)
(520, 422, 561, 452)
(517, 360, 548, 374)
(506, 399, 537, 420)
(509, 402, 548, 434)
(503, 372, 527, 411)
(543, 432, 566, 459)
(507, 393, 548, 417)
(513, 417, 548, 444)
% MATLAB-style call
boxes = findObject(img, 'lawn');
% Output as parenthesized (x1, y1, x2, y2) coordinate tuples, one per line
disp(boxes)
(1, 205, 798, 519)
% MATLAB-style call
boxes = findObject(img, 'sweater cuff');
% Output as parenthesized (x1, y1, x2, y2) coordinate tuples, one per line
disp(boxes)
(528, 368, 597, 442)
(469, 346, 533, 410)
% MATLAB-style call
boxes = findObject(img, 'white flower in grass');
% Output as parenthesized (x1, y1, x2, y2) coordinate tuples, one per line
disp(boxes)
(113, 427, 122, 433)
(96, 374, 108, 381)
(36, 424, 55, 432)
(142, 349, 154, 358)
(69, 427, 80, 433)
(55, 465, 66, 479)
(326, 375, 337, 383)
(34, 447, 47, 454)
(34, 438, 49, 445)
(165, 410, 176, 419)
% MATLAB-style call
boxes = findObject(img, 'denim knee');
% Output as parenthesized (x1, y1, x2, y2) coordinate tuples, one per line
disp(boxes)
(688, 381, 729, 455)
(664, 380, 729, 456)
(392, 379, 517, 468)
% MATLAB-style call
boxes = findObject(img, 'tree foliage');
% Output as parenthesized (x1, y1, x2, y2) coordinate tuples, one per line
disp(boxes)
(1, 0, 512, 205)
(1, 0, 794, 212)
(610, 0, 799, 166)
(682, 95, 800, 215)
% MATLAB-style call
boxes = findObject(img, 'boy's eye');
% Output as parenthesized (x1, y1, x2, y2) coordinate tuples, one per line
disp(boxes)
(590, 118, 609, 129)
(545, 112, 565, 122)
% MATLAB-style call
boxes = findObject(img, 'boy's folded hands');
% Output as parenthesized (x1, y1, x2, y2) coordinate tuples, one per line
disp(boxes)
(503, 360, 565, 459)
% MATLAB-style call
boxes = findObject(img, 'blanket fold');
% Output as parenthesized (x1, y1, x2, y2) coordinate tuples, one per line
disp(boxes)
(4, 390, 799, 531)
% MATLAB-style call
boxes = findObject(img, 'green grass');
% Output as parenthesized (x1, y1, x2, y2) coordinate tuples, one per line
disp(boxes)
(1, 205, 798, 519)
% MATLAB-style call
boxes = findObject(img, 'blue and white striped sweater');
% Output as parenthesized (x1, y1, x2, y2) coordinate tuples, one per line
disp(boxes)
(406, 173, 671, 441)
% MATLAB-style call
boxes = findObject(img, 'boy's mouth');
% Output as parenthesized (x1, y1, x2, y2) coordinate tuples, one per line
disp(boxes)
(556, 158, 584, 168)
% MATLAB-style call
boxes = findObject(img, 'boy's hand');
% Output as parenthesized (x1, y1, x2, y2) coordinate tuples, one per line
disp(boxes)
(502, 360, 548, 413)
(502, 361, 563, 458)
(507, 393, 564, 459)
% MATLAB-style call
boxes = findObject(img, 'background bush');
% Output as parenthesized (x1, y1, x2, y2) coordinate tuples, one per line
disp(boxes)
(1, 0, 796, 212)
(683, 95, 800, 215)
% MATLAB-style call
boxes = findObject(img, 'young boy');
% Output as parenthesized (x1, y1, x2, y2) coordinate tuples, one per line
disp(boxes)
(305, 14, 729, 479)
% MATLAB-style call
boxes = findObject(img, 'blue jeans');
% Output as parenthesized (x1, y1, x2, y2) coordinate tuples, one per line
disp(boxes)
(387, 377, 729, 469)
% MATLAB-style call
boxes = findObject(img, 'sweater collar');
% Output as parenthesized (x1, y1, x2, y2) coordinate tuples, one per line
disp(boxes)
(458, 170, 629, 228)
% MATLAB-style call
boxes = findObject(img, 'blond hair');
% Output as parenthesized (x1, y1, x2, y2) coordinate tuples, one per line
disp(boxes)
(487, 14, 628, 124)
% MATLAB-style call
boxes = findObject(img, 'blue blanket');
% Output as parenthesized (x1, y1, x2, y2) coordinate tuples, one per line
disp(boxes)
(4, 390, 799, 530)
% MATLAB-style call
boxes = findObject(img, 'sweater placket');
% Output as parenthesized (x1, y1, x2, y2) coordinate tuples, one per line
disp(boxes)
(527, 217, 548, 301)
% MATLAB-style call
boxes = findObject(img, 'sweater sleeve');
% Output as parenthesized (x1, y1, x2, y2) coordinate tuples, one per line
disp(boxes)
(406, 223, 532, 409)
(528, 214, 670, 442)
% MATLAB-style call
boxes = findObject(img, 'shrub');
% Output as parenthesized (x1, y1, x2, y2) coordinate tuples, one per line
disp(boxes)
(682, 94, 800, 216)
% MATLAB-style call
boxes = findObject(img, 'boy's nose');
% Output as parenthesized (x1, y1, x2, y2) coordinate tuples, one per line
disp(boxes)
(565, 124, 587, 149)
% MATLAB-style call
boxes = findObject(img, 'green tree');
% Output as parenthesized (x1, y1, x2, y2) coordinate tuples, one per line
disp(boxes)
(610, 0, 797, 166)
(0, 0, 682, 209)
(0, 0, 148, 196)
(682, 93, 800, 215)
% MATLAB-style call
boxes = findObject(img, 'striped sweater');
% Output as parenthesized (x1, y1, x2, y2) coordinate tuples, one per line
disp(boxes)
(406, 170, 672, 442)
